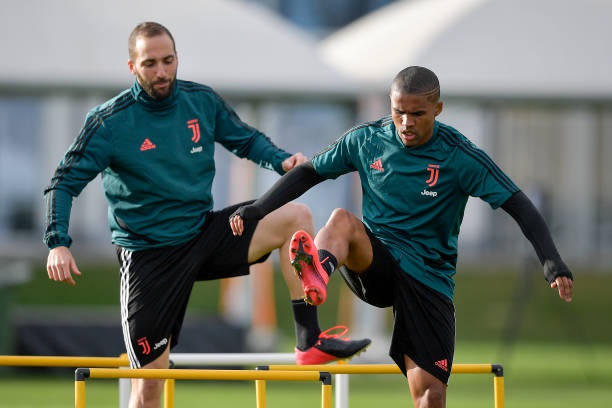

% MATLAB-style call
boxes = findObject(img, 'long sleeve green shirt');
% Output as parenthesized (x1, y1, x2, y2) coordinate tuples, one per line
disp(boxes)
(44, 80, 290, 250)
(313, 118, 519, 300)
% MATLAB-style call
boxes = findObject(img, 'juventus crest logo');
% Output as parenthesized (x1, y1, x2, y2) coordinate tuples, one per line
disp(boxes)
(187, 119, 201, 143)
(137, 337, 151, 355)
(426, 164, 440, 187)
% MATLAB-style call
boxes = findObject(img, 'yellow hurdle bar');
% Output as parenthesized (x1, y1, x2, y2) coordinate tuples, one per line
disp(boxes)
(0, 355, 129, 367)
(264, 363, 495, 374)
(261, 363, 504, 408)
(75, 368, 332, 408)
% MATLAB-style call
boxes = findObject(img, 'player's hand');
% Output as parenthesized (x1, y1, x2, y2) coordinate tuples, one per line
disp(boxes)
(229, 205, 264, 236)
(543, 259, 573, 302)
(551, 275, 573, 302)
(47, 246, 82, 286)
(229, 213, 245, 236)
(282, 152, 307, 172)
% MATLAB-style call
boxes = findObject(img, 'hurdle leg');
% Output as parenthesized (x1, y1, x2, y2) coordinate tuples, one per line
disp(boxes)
(494, 375, 504, 408)
(75, 380, 86, 408)
(75, 368, 90, 408)
(322, 383, 333, 408)
(255, 379, 267, 408)
(320, 373, 333, 408)
(164, 379, 175, 408)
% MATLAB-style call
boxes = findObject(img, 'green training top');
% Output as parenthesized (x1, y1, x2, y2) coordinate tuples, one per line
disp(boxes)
(312, 116, 519, 300)
(43, 80, 290, 251)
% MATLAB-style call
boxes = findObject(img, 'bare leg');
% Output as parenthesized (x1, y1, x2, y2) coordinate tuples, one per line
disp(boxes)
(250, 203, 371, 363)
(314, 208, 374, 274)
(405, 355, 447, 408)
(128, 341, 171, 408)
(249, 202, 314, 300)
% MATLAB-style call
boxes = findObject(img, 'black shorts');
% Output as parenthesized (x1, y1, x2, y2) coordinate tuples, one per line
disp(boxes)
(116, 201, 269, 368)
(338, 227, 455, 384)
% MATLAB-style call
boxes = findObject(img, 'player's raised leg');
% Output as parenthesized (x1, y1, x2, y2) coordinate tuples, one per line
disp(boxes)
(249, 203, 370, 364)
(248, 202, 315, 300)
(289, 208, 374, 306)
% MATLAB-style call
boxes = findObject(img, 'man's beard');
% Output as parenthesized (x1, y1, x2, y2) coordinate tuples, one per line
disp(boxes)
(138, 74, 176, 100)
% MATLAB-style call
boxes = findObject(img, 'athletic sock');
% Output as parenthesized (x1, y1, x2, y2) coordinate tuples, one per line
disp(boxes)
(318, 249, 337, 277)
(291, 299, 321, 350)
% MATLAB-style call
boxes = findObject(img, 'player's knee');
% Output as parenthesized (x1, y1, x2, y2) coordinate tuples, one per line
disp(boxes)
(412, 384, 446, 408)
(326, 208, 357, 230)
(285, 202, 313, 229)
(423, 387, 446, 407)
(130, 378, 164, 407)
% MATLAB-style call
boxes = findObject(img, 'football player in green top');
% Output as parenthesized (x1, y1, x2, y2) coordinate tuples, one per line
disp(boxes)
(230, 66, 574, 408)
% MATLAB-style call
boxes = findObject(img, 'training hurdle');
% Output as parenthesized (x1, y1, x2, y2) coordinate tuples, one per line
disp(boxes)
(0, 354, 504, 407)
(0, 353, 303, 407)
(260, 363, 505, 408)
(75, 367, 332, 408)
(0, 353, 300, 407)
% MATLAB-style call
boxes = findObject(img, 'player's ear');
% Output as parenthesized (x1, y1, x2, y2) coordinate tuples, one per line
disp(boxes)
(128, 59, 136, 75)
(434, 101, 443, 117)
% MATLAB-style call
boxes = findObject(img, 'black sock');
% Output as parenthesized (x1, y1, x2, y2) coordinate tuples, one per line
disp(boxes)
(291, 299, 321, 350)
(318, 249, 337, 277)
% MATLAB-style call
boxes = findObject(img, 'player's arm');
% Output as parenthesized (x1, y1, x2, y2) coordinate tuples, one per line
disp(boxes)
(44, 187, 83, 286)
(43, 112, 112, 285)
(501, 191, 574, 301)
(212, 90, 294, 175)
(229, 161, 326, 235)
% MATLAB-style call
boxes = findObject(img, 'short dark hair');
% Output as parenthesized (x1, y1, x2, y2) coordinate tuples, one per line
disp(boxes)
(391, 66, 440, 101)
(128, 21, 176, 59)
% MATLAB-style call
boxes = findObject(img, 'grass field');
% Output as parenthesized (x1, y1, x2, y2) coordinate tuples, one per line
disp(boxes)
(1, 341, 611, 407)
